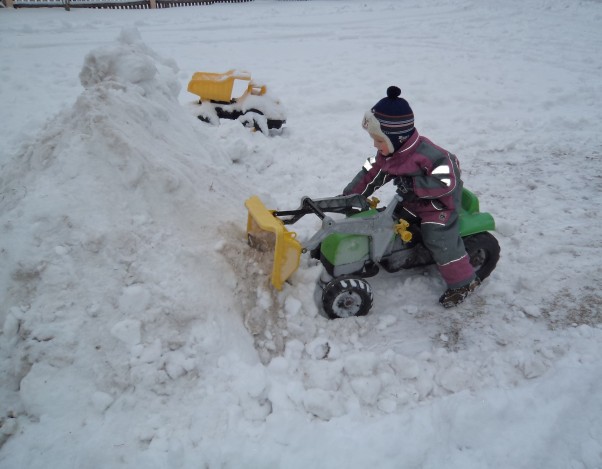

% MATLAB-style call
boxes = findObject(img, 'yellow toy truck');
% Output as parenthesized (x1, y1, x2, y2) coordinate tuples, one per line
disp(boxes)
(187, 70, 286, 134)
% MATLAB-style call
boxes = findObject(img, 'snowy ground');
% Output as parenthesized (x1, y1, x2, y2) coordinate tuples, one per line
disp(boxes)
(1, 1, 601, 468)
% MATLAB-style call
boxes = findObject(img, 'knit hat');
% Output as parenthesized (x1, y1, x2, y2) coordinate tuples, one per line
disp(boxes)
(362, 86, 414, 153)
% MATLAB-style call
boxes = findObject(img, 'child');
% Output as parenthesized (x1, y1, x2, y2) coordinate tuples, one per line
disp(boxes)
(343, 86, 480, 307)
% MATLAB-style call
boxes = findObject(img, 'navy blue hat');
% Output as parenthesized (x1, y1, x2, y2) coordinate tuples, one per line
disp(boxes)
(362, 86, 414, 153)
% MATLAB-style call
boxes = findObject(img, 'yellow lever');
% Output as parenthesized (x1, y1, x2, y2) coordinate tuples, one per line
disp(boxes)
(395, 219, 413, 242)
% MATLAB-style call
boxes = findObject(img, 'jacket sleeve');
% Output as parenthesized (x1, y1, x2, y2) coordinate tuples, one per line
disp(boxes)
(411, 153, 459, 200)
(342, 155, 393, 197)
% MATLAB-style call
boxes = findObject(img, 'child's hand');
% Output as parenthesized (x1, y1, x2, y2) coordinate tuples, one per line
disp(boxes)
(395, 177, 417, 201)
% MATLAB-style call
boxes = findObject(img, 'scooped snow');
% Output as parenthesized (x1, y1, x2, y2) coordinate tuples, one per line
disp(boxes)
(1, 1, 602, 468)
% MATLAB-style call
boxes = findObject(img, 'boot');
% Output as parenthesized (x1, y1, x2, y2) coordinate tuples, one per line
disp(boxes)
(439, 278, 481, 308)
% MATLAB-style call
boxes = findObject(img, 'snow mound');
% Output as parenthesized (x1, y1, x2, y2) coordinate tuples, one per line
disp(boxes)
(79, 27, 181, 101)
(0, 28, 258, 435)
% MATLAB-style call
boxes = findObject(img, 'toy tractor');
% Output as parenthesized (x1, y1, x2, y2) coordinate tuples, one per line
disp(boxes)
(244, 191, 500, 319)
(187, 70, 286, 134)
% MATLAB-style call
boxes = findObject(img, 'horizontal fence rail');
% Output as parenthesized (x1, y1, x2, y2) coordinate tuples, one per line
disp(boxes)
(1, 0, 256, 8)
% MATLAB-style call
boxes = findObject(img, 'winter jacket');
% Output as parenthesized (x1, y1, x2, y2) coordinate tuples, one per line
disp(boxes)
(343, 129, 463, 225)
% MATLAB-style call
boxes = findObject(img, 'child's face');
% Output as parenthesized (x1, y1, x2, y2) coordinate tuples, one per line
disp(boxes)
(371, 134, 391, 156)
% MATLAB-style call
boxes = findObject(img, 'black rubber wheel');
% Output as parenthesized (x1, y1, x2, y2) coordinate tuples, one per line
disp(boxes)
(267, 119, 285, 130)
(322, 276, 373, 319)
(463, 232, 500, 281)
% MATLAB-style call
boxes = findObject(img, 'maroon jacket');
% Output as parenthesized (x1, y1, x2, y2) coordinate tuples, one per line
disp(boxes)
(343, 130, 463, 225)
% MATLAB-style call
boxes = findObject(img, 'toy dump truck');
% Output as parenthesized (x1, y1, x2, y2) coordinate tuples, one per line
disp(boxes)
(187, 69, 286, 134)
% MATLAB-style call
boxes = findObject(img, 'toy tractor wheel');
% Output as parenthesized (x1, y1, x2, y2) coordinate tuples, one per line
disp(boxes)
(322, 276, 373, 319)
(463, 232, 500, 281)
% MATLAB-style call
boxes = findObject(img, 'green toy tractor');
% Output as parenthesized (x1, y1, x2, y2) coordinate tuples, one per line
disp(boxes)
(245, 190, 500, 319)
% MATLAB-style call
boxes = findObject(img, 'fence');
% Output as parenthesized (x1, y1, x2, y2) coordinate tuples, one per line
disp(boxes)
(1, 0, 254, 9)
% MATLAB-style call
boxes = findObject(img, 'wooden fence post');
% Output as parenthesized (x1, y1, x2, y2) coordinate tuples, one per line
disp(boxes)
(149, 0, 156, 8)
(6, 0, 14, 8)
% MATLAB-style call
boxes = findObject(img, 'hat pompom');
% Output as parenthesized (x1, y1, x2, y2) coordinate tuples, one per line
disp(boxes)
(387, 86, 402, 99)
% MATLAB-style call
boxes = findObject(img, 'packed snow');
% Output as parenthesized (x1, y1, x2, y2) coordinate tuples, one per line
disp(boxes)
(1, 1, 601, 468)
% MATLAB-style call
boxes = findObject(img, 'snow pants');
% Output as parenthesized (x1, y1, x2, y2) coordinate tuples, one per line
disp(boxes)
(421, 209, 476, 289)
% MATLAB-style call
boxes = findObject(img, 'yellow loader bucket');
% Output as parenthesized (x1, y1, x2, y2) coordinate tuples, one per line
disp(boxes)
(245, 196, 303, 290)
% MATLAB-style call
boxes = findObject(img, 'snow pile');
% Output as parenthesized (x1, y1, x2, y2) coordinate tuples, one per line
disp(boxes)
(0, 27, 263, 463)
(1, 2, 602, 468)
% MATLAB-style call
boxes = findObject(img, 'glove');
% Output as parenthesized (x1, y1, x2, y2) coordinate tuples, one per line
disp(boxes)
(395, 176, 417, 201)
